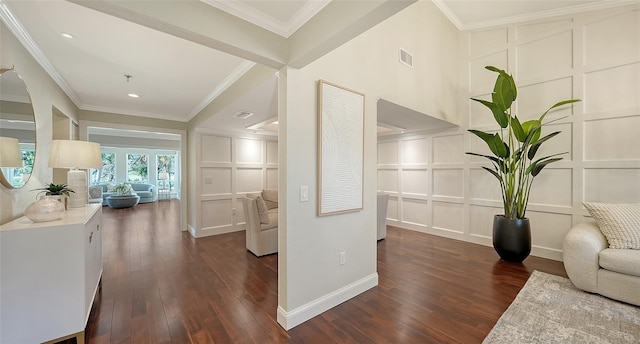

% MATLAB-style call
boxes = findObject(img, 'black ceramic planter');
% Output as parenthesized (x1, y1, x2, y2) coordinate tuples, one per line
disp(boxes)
(492, 215, 531, 263)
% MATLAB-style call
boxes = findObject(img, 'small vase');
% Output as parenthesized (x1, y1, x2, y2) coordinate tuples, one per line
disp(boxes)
(493, 215, 531, 263)
(25, 196, 66, 223)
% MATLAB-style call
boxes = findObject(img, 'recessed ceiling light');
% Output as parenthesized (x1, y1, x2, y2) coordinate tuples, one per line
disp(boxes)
(127, 93, 140, 98)
(61, 33, 74, 39)
(272, 120, 278, 125)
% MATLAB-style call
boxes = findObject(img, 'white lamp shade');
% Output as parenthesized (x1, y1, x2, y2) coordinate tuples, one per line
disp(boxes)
(0, 137, 23, 167)
(48, 140, 102, 169)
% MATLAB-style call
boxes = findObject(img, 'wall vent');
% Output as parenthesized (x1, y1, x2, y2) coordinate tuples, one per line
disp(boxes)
(232, 111, 254, 119)
(399, 48, 413, 68)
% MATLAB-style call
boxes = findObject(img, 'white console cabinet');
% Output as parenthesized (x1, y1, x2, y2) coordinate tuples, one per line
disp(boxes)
(0, 203, 102, 343)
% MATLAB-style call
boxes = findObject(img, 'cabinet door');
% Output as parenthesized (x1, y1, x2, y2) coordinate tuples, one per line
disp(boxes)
(84, 210, 103, 322)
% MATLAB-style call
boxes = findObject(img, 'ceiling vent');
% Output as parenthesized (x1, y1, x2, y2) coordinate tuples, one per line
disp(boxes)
(399, 48, 413, 68)
(232, 111, 254, 119)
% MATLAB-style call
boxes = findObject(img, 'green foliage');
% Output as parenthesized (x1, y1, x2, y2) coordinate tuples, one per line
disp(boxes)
(32, 183, 75, 197)
(467, 66, 581, 219)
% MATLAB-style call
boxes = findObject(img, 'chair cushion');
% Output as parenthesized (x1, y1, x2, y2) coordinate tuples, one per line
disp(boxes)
(247, 194, 269, 224)
(583, 202, 640, 249)
(599, 248, 640, 277)
(260, 213, 278, 230)
(262, 189, 278, 210)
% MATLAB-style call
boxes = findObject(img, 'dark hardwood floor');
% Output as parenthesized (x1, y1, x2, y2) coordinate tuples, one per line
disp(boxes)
(80, 200, 566, 343)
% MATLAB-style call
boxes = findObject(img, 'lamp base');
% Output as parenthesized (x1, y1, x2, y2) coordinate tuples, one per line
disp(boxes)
(67, 169, 87, 208)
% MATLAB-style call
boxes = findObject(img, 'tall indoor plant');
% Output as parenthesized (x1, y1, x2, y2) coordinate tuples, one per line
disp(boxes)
(467, 66, 580, 262)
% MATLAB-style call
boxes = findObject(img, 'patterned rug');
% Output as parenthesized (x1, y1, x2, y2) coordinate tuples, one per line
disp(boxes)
(483, 271, 640, 343)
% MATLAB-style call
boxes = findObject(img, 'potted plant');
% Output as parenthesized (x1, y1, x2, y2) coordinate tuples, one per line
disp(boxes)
(467, 66, 580, 262)
(32, 183, 75, 210)
(113, 183, 132, 196)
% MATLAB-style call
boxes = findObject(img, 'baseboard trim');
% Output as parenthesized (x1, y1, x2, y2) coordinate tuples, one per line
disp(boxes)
(277, 273, 378, 330)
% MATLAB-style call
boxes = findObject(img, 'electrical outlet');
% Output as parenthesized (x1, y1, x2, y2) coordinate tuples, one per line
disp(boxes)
(339, 251, 346, 266)
(204, 178, 212, 184)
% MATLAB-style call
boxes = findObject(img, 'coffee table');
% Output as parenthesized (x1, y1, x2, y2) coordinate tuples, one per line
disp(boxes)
(106, 194, 140, 209)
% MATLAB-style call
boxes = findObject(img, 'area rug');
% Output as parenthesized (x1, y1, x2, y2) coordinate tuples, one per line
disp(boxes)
(483, 271, 640, 343)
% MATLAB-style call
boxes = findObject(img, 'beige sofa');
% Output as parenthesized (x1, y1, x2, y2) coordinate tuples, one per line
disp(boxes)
(241, 190, 278, 256)
(563, 219, 640, 306)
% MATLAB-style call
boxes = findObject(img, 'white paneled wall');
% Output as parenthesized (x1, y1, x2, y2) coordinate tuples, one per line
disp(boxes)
(379, 4, 640, 261)
(191, 131, 278, 238)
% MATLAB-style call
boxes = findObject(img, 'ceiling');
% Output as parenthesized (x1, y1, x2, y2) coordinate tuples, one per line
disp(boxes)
(1, 0, 627, 137)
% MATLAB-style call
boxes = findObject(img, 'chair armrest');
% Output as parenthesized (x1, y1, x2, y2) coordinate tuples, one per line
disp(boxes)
(563, 219, 608, 292)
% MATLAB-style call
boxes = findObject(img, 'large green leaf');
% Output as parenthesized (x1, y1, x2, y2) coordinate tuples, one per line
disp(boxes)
(468, 130, 510, 159)
(482, 166, 502, 182)
(486, 66, 517, 110)
(466, 152, 508, 173)
(510, 116, 526, 142)
(471, 98, 509, 128)
(530, 157, 563, 176)
(539, 99, 581, 122)
(521, 120, 541, 144)
(527, 131, 560, 160)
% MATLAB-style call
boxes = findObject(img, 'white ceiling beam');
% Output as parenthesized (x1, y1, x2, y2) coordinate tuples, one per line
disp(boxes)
(68, 0, 289, 69)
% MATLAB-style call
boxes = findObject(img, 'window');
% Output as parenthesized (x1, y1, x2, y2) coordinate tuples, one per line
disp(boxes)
(157, 154, 176, 189)
(127, 153, 148, 182)
(2, 148, 35, 188)
(90, 152, 116, 184)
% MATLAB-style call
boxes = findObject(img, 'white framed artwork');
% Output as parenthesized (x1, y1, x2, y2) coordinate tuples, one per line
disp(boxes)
(317, 80, 365, 216)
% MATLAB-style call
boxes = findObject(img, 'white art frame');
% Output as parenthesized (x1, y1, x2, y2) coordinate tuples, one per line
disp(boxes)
(317, 80, 365, 216)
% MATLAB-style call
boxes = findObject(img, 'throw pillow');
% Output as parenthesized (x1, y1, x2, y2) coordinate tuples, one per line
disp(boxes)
(247, 194, 269, 224)
(583, 202, 640, 249)
(262, 189, 278, 210)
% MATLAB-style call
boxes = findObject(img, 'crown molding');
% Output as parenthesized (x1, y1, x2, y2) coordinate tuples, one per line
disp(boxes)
(0, 0, 82, 107)
(187, 60, 256, 120)
(200, 0, 330, 38)
(435, 0, 639, 31)
(81, 104, 189, 123)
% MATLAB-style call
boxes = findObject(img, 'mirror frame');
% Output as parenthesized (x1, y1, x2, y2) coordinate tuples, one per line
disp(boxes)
(0, 67, 37, 189)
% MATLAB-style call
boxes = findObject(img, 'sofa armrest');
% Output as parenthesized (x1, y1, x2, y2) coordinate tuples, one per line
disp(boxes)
(563, 219, 608, 292)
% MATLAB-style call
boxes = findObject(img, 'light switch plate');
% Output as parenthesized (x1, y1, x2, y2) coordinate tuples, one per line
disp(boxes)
(300, 186, 309, 202)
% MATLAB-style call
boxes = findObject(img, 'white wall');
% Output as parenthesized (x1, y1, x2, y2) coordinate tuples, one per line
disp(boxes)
(0, 22, 79, 224)
(189, 129, 278, 238)
(380, 4, 640, 261)
(278, 1, 459, 329)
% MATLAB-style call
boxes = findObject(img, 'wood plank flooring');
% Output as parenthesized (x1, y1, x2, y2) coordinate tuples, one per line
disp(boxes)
(79, 200, 566, 343)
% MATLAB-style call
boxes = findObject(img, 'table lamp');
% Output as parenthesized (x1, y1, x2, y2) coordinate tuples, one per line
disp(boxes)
(0, 137, 22, 167)
(48, 140, 102, 208)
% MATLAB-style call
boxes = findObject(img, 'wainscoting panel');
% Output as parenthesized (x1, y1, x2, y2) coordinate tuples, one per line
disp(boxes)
(527, 211, 573, 252)
(237, 138, 263, 164)
(266, 168, 278, 189)
(432, 201, 464, 233)
(378, 169, 398, 193)
(583, 10, 640, 68)
(402, 169, 428, 196)
(202, 199, 233, 229)
(402, 198, 429, 227)
(583, 63, 640, 113)
(433, 134, 464, 164)
(266, 140, 278, 164)
(201, 167, 231, 196)
(387, 196, 398, 221)
(380, 3, 639, 262)
(195, 132, 277, 238)
(517, 78, 574, 120)
(469, 28, 508, 57)
(432, 169, 464, 198)
(584, 116, 640, 161)
(468, 205, 499, 238)
(402, 138, 429, 164)
(377, 141, 398, 165)
(516, 30, 573, 80)
(528, 168, 573, 207)
(236, 168, 263, 193)
(201, 135, 231, 163)
(583, 168, 640, 203)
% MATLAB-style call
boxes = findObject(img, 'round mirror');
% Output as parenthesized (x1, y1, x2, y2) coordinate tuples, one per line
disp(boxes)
(0, 68, 36, 189)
